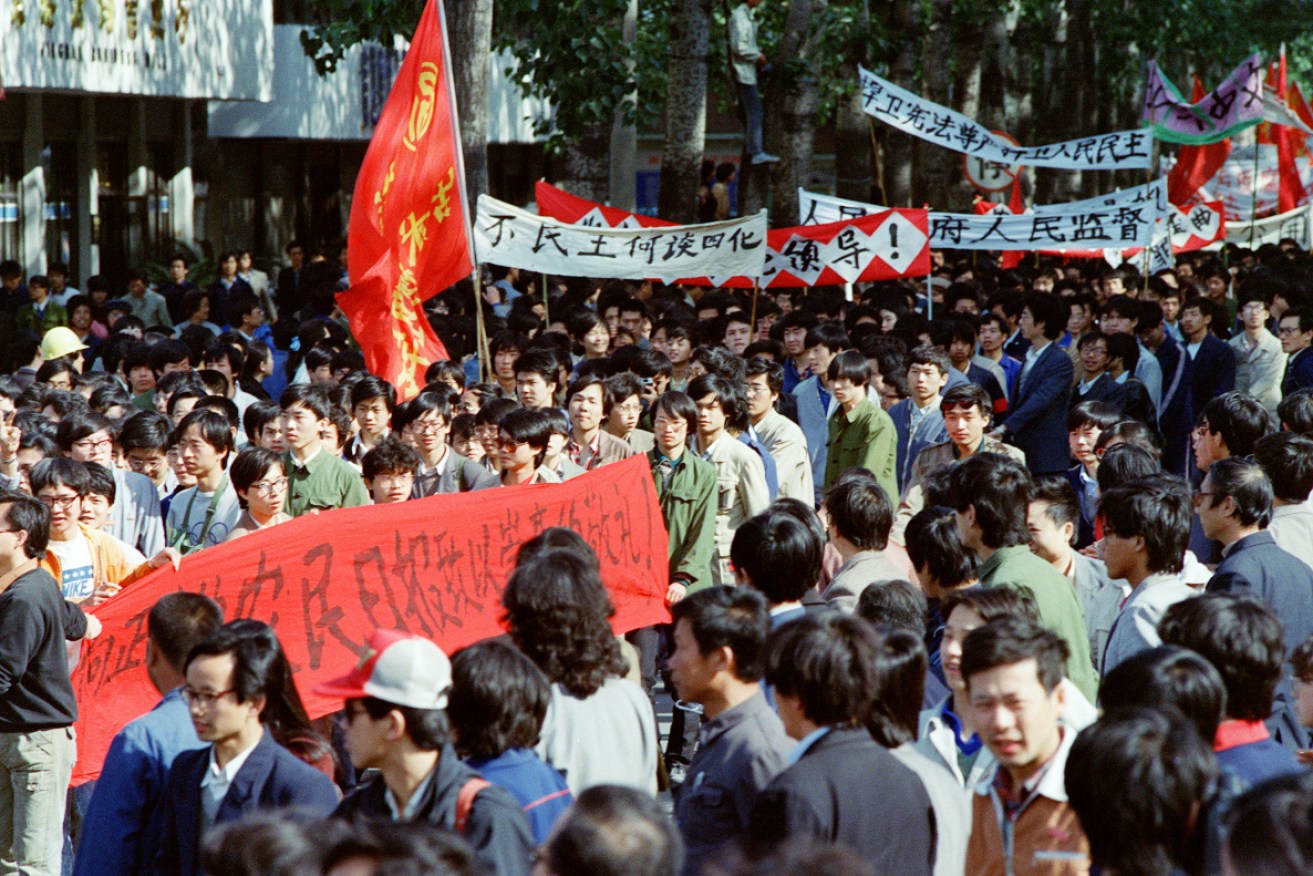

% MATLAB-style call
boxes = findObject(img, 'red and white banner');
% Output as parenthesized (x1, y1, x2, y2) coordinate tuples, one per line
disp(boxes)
(534, 182, 931, 285)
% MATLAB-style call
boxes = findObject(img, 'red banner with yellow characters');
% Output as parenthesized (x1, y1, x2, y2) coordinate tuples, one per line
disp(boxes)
(339, 0, 473, 400)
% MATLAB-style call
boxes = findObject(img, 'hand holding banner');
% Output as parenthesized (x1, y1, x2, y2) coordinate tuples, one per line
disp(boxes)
(858, 67, 1152, 170)
(72, 457, 670, 784)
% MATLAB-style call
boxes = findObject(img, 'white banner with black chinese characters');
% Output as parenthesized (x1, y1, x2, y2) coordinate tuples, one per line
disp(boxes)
(474, 195, 769, 279)
(798, 180, 1167, 250)
(858, 67, 1153, 170)
(1218, 204, 1313, 250)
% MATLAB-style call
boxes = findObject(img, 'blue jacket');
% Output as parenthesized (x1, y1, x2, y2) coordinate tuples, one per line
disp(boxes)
(74, 689, 206, 876)
(1283, 346, 1313, 398)
(792, 376, 833, 505)
(156, 730, 339, 876)
(1188, 334, 1237, 421)
(467, 748, 572, 846)
(1070, 372, 1125, 411)
(738, 431, 779, 502)
(1001, 342, 1074, 476)
(1208, 531, 1313, 656)
(888, 399, 948, 494)
(1154, 336, 1193, 477)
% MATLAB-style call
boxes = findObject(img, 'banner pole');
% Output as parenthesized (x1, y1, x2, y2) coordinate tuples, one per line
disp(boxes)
(926, 270, 933, 321)
(541, 272, 550, 328)
(473, 268, 491, 384)
(750, 281, 760, 343)
(1251, 129, 1261, 246)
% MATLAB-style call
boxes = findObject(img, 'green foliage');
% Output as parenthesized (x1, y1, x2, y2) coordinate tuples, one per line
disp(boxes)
(299, 0, 420, 74)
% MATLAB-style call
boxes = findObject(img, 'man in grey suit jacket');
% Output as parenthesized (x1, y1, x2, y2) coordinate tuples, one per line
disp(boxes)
(396, 393, 498, 498)
(1099, 477, 1196, 676)
(888, 345, 950, 494)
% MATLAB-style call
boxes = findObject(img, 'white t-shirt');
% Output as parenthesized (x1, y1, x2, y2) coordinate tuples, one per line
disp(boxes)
(48, 530, 95, 600)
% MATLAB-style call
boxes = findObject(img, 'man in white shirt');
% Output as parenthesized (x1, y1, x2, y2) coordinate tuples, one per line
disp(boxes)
(745, 359, 812, 503)
(1254, 432, 1313, 567)
(728, 0, 779, 165)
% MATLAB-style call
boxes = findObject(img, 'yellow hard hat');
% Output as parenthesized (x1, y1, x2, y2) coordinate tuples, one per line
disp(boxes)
(40, 327, 88, 361)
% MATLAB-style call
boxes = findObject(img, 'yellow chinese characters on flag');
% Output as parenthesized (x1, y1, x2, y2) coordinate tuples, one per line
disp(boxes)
(339, 0, 473, 400)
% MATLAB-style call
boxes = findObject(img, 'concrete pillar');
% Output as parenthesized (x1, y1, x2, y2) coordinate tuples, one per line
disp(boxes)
(20, 95, 45, 276)
(76, 97, 98, 278)
(608, 0, 638, 210)
(171, 100, 196, 249)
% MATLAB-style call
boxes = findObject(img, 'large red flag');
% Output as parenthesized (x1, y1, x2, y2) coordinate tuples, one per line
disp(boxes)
(1258, 53, 1308, 214)
(1167, 75, 1233, 205)
(339, 0, 473, 399)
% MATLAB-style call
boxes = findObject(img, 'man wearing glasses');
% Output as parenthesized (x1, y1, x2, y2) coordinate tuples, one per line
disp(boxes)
(395, 393, 497, 497)
(55, 410, 165, 556)
(0, 491, 97, 874)
(1280, 306, 1313, 397)
(74, 593, 223, 876)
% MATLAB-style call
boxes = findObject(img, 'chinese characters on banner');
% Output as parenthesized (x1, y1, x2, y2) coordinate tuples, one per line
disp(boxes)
(798, 180, 1167, 251)
(532, 182, 931, 286)
(1221, 204, 1313, 249)
(340, 0, 473, 401)
(476, 195, 771, 280)
(72, 457, 672, 784)
(858, 67, 1153, 171)
(1142, 54, 1266, 145)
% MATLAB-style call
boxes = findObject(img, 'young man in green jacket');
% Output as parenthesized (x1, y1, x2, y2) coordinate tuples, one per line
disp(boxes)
(824, 351, 898, 503)
(948, 452, 1099, 700)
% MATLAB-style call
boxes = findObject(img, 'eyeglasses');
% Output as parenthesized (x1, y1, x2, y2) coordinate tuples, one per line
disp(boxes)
(614, 402, 643, 415)
(72, 438, 112, 453)
(251, 477, 288, 496)
(38, 494, 79, 510)
(653, 417, 688, 431)
(334, 704, 370, 730)
(373, 473, 414, 486)
(497, 438, 529, 452)
(1279, 326, 1303, 336)
(410, 420, 446, 434)
(180, 686, 237, 708)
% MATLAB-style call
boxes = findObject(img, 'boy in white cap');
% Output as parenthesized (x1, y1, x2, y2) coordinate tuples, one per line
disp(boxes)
(317, 629, 534, 876)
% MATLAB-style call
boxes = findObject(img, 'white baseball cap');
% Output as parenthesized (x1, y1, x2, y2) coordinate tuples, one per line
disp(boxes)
(314, 629, 451, 709)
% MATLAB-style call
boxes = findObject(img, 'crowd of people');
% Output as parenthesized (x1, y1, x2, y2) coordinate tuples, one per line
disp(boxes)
(1, 237, 1313, 876)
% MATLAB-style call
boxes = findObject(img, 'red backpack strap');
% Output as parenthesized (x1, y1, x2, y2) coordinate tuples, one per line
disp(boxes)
(455, 778, 492, 833)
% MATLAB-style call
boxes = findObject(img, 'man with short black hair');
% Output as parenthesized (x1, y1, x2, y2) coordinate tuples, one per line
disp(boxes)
(1097, 476, 1196, 674)
(824, 350, 898, 500)
(669, 587, 791, 874)
(166, 410, 240, 553)
(962, 617, 1090, 875)
(888, 345, 950, 494)
(1065, 708, 1215, 876)
(749, 614, 936, 875)
(320, 629, 533, 876)
(513, 350, 560, 411)
(731, 509, 823, 627)
(744, 359, 812, 503)
(1231, 283, 1287, 412)
(1160, 594, 1301, 787)
(995, 294, 1074, 476)
(948, 454, 1097, 700)
(1254, 432, 1313, 565)
(0, 491, 93, 874)
(1279, 305, 1313, 397)
(1180, 296, 1236, 420)
(822, 479, 906, 615)
(1027, 476, 1124, 669)
(76, 593, 224, 876)
(1200, 457, 1313, 658)
(1195, 391, 1277, 473)
(792, 323, 848, 502)
(538, 786, 682, 876)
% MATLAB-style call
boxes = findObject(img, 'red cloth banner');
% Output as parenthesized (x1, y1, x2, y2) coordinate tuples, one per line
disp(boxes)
(71, 457, 669, 783)
(534, 182, 931, 285)
(340, 0, 473, 400)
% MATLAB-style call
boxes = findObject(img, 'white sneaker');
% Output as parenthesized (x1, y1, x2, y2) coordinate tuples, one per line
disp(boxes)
(751, 152, 780, 164)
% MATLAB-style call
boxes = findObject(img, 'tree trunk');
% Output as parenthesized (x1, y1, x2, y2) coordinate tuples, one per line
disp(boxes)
(659, 0, 713, 223)
(762, 0, 826, 225)
(919, 0, 966, 209)
(447, 0, 494, 211)
(833, 0, 873, 202)
(879, 0, 919, 206)
(1036, 0, 1082, 202)
(562, 123, 613, 203)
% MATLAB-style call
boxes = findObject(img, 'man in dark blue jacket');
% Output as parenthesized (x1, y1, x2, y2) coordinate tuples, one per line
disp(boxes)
(994, 294, 1073, 476)
(1279, 306, 1313, 397)
(157, 623, 338, 876)
(749, 614, 936, 876)
(1181, 297, 1236, 422)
